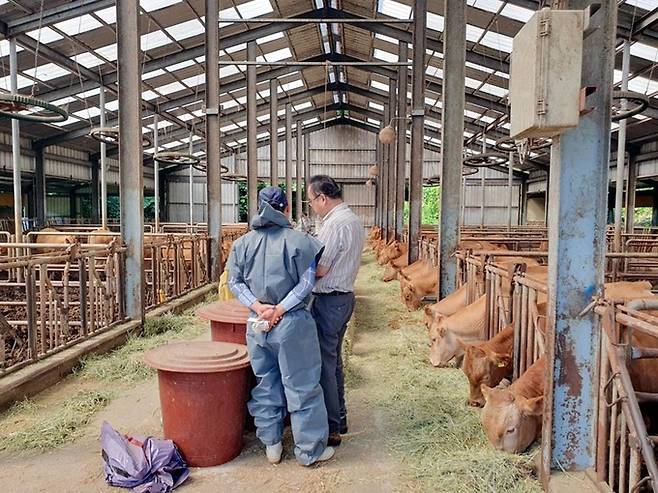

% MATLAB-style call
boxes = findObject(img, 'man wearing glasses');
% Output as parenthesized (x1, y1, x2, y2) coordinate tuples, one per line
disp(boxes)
(306, 175, 365, 447)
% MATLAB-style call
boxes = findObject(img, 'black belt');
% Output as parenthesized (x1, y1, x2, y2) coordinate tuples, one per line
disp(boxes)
(313, 291, 351, 297)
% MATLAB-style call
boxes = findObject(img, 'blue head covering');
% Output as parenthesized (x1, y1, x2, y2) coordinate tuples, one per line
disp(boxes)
(259, 186, 288, 212)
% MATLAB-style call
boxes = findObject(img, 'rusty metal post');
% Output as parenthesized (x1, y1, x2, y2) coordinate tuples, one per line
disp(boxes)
(541, 0, 616, 481)
(376, 124, 383, 229)
(295, 120, 303, 223)
(438, 0, 464, 298)
(613, 40, 630, 252)
(206, 0, 222, 279)
(34, 145, 46, 228)
(408, 0, 426, 263)
(270, 78, 278, 186)
(387, 77, 397, 239)
(395, 42, 408, 240)
(507, 152, 514, 231)
(285, 103, 293, 220)
(99, 86, 108, 228)
(247, 41, 258, 222)
(9, 38, 23, 249)
(381, 109, 390, 239)
(117, 0, 144, 320)
(153, 114, 160, 231)
(625, 153, 637, 235)
(304, 133, 310, 217)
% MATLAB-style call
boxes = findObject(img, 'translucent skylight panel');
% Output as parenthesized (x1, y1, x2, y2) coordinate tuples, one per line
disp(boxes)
(632, 114, 649, 121)
(73, 52, 104, 68)
(369, 102, 384, 111)
(367, 118, 380, 125)
(373, 48, 397, 62)
(166, 19, 204, 41)
(625, 0, 656, 10)
(495, 71, 509, 80)
(480, 32, 513, 53)
(303, 117, 319, 125)
(225, 43, 246, 54)
(333, 93, 340, 104)
(630, 42, 658, 62)
(614, 69, 622, 84)
(0, 40, 22, 56)
(52, 96, 76, 106)
(142, 90, 159, 100)
(465, 109, 482, 119)
(95, 7, 116, 24)
(294, 101, 312, 111)
(0, 74, 31, 90)
(0, 0, 8, 5)
(141, 0, 182, 12)
(157, 81, 186, 95)
(76, 87, 100, 98)
(466, 61, 494, 74)
(181, 74, 204, 87)
(466, 25, 484, 43)
(163, 141, 182, 149)
(465, 77, 481, 89)
(279, 79, 303, 92)
(73, 106, 101, 119)
(501, 4, 534, 22)
(378, 0, 412, 19)
(55, 15, 103, 35)
(26, 27, 63, 44)
(96, 43, 118, 61)
(375, 33, 398, 45)
(51, 116, 79, 126)
(427, 13, 444, 32)
(628, 75, 658, 95)
(143, 69, 165, 80)
(221, 123, 240, 132)
(371, 80, 389, 92)
(479, 83, 507, 97)
(257, 32, 284, 44)
(105, 100, 120, 111)
(236, 0, 273, 19)
(141, 30, 172, 51)
(480, 115, 495, 124)
(177, 113, 196, 121)
(468, 0, 503, 12)
(426, 65, 443, 78)
(264, 48, 292, 62)
(426, 119, 440, 128)
(328, 72, 336, 83)
(220, 65, 240, 78)
(24, 63, 70, 82)
(257, 131, 268, 139)
(425, 96, 437, 106)
(148, 120, 174, 131)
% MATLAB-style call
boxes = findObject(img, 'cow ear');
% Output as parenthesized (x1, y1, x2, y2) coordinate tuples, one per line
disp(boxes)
(481, 384, 493, 402)
(488, 351, 511, 368)
(518, 395, 544, 416)
(424, 305, 433, 316)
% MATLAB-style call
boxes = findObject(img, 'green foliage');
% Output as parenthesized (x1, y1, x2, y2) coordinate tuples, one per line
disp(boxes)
(403, 186, 441, 225)
(105, 196, 155, 221)
(237, 181, 304, 221)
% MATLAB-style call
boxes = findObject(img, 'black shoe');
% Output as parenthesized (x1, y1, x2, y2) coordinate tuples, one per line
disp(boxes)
(328, 432, 342, 447)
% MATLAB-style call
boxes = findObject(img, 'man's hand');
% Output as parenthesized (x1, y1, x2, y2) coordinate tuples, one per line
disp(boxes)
(262, 304, 286, 329)
(252, 301, 275, 318)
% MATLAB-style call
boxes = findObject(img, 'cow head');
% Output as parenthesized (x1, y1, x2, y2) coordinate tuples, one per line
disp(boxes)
(459, 339, 512, 407)
(402, 284, 423, 311)
(428, 319, 461, 367)
(423, 305, 439, 329)
(382, 263, 399, 282)
(480, 383, 543, 453)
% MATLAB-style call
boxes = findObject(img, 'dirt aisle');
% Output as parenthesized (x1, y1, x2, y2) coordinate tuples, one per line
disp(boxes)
(0, 261, 403, 493)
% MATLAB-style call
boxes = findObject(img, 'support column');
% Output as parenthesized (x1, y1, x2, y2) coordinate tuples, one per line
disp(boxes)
(188, 138, 194, 225)
(91, 156, 100, 224)
(395, 42, 408, 240)
(153, 114, 160, 231)
(34, 145, 46, 228)
(295, 120, 303, 223)
(387, 77, 397, 239)
(613, 40, 630, 252)
(247, 41, 258, 222)
(382, 105, 390, 240)
(376, 125, 383, 229)
(117, 0, 144, 320)
(625, 153, 637, 234)
(507, 152, 514, 230)
(437, 0, 464, 297)
(270, 79, 278, 186)
(100, 87, 108, 228)
(304, 133, 310, 217)
(408, 0, 426, 263)
(541, 0, 615, 480)
(9, 39, 23, 244)
(285, 103, 293, 219)
(206, 0, 221, 278)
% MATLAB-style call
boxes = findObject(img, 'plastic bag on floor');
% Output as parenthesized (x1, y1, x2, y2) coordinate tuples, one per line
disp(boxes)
(100, 421, 190, 493)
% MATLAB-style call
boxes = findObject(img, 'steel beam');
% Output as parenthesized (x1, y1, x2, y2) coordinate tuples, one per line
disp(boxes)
(303, 131, 310, 216)
(382, 104, 390, 239)
(625, 153, 637, 234)
(206, 0, 221, 280)
(34, 145, 46, 228)
(408, 0, 426, 263)
(153, 114, 160, 230)
(376, 124, 382, 229)
(117, 0, 144, 321)
(10, 39, 22, 247)
(99, 86, 108, 228)
(285, 103, 293, 219)
(438, 0, 465, 298)
(247, 41, 258, 222)
(613, 41, 630, 254)
(5, 0, 115, 36)
(395, 42, 408, 240)
(387, 77, 397, 239)
(507, 153, 514, 230)
(270, 79, 279, 186)
(295, 120, 303, 222)
(541, 0, 616, 480)
(90, 155, 99, 224)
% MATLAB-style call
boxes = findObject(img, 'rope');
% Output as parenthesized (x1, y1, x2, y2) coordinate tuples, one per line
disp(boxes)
(30, 0, 46, 98)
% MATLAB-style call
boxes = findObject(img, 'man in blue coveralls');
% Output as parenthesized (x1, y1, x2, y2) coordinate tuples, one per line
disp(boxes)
(227, 186, 334, 466)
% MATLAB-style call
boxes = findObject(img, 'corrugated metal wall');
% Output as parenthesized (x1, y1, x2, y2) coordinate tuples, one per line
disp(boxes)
(167, 168, 239, 223)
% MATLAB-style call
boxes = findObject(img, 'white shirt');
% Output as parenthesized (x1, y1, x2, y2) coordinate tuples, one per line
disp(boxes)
(314, 202, 365, 294)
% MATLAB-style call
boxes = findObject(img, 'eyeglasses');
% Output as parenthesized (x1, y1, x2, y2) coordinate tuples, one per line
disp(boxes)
(303, 193, 324, 204)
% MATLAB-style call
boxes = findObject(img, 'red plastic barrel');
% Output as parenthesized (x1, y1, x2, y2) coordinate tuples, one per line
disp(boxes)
(144, 341, 250, 467)
(196, 299, 250, 344)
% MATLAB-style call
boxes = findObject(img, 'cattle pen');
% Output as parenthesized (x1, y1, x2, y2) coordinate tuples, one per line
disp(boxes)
(1, 0, 658, 492)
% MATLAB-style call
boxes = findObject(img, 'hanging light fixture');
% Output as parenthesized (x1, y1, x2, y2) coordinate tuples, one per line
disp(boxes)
(368, 165, 379, 176)
(377, 115, 411, 145)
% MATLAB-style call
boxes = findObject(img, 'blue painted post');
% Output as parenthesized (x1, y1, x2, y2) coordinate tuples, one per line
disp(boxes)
(541, 0, 616, 482)
(438, 0, 465, 298)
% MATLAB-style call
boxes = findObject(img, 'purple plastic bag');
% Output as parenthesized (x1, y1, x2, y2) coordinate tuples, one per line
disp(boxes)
(100, 421, 190, 493)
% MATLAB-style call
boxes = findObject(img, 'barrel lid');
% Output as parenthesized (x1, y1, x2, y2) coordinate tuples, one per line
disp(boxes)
(144, 341, 250, 373)
(196, 299, 250, 324)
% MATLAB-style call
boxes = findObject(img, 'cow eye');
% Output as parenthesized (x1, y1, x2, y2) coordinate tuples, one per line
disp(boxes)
(506, 427, 516, 435)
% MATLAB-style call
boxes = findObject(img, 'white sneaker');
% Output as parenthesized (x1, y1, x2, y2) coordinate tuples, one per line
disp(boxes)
(305, 446, 335, 466)
(266, 442, 283, 464)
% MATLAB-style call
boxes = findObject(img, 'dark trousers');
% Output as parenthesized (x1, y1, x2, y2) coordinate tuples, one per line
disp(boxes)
(311, 292, 356, 434)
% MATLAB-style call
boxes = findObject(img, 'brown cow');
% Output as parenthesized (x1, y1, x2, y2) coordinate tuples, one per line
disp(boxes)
(428, 294, 486, 367)
(88, 226, 115, 245)
(423, 283, 469, 329)
(480, 357, 545, 453)
(378, 240, 407, 265)
(382, 253, 409, 282)
(459, 324, 514, 407)
(34, 228, 76, 254)
(402, 266, 439, 310)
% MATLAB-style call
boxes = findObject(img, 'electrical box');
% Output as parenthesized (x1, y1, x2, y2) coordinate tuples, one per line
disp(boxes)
(509, 8, 585, 139)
